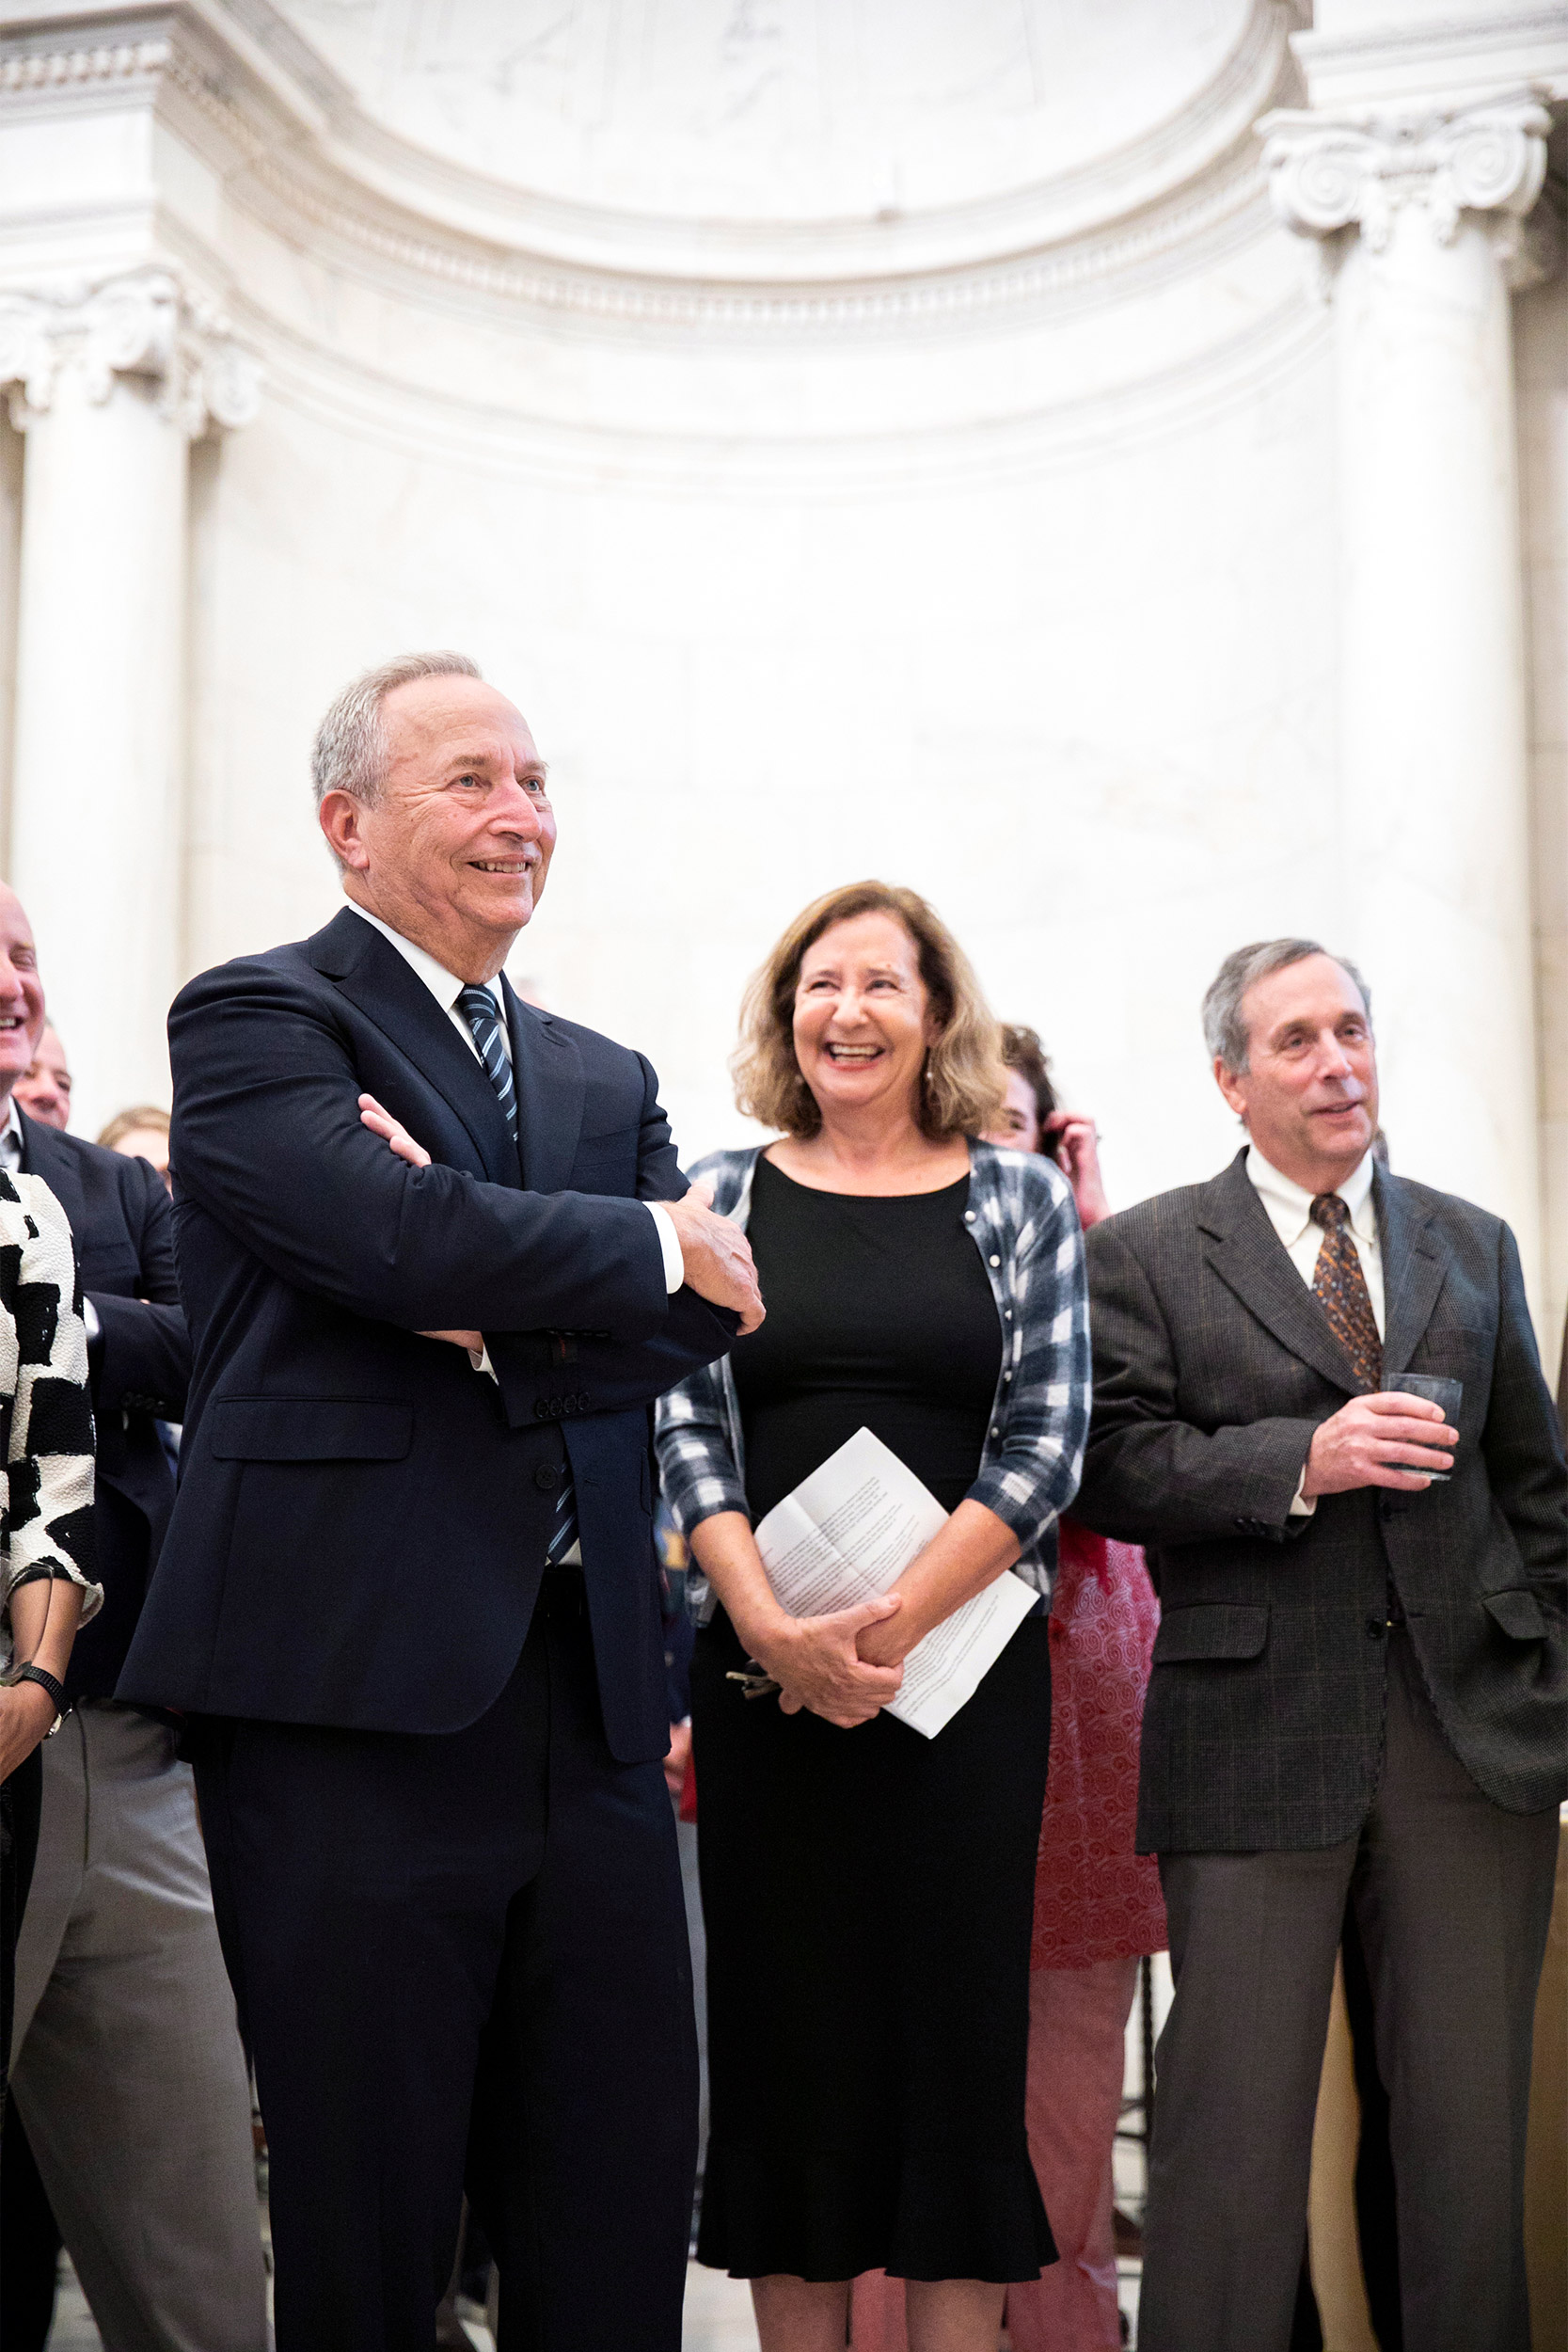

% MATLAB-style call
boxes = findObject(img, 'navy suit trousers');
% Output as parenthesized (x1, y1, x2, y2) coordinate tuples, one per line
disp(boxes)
(194, 1571, 698, 2352)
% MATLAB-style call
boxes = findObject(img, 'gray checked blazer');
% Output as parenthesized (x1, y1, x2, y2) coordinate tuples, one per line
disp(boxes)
(1073, 1149, 1566, 1854)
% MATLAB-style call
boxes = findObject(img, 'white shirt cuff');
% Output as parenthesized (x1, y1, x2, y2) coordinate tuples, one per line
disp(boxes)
(1288, 1466, 1317, 1518)
(82, 1298, 100, 1343)
(646, 1202, 684, 1295)
(469, 1343, 498, 1384)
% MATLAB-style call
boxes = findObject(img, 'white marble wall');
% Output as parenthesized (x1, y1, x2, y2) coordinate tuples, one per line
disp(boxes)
(184, 324, 1339, 1219)
(0, 419, 20, 884)
(1519, 269, 1568, 1368)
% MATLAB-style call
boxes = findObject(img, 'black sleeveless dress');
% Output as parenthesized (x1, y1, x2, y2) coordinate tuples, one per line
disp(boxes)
(690, 1157, 1055, 2283)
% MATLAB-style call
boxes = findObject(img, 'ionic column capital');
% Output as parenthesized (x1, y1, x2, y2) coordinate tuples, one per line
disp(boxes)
(1259, 92, 1552, 260)
(0, 267, 261, 436)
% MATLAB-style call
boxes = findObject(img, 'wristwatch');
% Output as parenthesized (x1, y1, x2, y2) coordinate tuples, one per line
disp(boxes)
(6, 1661, 68, 1735)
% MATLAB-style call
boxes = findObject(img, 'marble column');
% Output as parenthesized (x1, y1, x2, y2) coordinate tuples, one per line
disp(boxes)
(0, 269, 258, 1135)
(1260, 95, 1551, 1303)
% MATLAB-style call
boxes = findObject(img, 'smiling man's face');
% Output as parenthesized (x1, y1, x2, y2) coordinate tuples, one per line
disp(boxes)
(319, 674, 555, 983)
(1215, 952, 1378, 1194)
(0, 887, 46, 1104)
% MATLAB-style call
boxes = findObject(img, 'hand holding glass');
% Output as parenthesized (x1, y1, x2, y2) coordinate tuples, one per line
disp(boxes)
(1379, 1375, 1462, 1483)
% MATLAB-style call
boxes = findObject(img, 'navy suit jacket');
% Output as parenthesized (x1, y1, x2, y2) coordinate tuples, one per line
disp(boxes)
(118, 908, 736, 1760)
(20, 1113, 189, 1701)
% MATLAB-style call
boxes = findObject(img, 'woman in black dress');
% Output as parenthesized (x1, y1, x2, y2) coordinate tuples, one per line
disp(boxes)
(657, 882, 1093, 2352)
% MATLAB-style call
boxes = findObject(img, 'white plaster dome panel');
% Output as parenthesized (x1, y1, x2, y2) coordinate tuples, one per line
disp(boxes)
(277, 0, 1263, 277)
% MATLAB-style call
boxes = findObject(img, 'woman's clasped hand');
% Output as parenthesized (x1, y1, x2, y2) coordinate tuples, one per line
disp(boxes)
(699, 1509, 906, 1726)
(764, 1591, 906, 1726)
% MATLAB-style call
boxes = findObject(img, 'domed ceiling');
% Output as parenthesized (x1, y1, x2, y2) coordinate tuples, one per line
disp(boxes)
(279, 0, 1260, 258)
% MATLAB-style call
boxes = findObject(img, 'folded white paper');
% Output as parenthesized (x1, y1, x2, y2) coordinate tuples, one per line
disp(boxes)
(752, 1425, 1037, 1739)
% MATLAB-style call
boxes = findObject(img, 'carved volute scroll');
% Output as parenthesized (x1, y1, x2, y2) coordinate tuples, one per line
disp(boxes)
(0, 267, 261, 436)
(1259, 93, 1552, 259)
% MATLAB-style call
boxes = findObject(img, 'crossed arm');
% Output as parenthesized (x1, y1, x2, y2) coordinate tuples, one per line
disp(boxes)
(356, 1093, 762, 1373)
(169, 961, 759, 1395)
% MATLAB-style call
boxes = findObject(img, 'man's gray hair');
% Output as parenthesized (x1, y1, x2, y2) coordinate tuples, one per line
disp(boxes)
(1202, 938, 1372, 1073)
(311, 651, 482, 810)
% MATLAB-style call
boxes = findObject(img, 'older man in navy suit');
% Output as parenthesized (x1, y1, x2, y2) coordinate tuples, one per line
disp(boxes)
(120, 651, 762, 2352)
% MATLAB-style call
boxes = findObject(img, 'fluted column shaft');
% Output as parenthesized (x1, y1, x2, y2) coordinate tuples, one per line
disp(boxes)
(1262, 98, 1550, 1305)
(0, 270, 258, 1133)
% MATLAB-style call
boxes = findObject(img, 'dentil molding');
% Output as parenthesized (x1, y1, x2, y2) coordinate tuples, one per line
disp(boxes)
(1259, 91, 1552, 259)
(0, 265, 261, 434)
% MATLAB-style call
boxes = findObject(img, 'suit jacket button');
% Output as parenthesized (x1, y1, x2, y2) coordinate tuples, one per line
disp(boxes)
(1380, 1499, 1396, 1521)
(1366, 1616, 1386, 1641)
(575, 1391, 590, 1411)
(534, 1464, 559, 1491)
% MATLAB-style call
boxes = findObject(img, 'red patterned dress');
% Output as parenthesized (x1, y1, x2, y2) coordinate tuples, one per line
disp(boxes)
(1004, 1518, 1166, 2351)
(1032, 1519, 1166, 1970)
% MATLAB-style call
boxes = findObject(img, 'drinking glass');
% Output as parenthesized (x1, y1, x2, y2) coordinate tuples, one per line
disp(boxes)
(1380, 1373, 1462, 1483)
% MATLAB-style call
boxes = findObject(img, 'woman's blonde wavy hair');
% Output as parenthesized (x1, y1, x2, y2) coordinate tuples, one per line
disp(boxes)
(732, 882, 1008, 1142)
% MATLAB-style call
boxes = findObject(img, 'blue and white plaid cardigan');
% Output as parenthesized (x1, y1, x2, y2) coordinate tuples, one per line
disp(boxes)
(654, 1139, 1092, 1604)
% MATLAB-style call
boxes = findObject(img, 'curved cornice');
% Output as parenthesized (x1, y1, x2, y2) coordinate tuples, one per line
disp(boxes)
(234, 126, 1276, 346)
(237, 277, 1331, 499)
(0, 0, 1299, 339)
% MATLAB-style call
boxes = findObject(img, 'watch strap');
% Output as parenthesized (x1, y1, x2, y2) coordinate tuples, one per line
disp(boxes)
(8, 1661, 67, 1728)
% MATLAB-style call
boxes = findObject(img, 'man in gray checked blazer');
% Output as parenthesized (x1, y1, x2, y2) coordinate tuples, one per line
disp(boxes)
(1075, 938, 1565, 2352)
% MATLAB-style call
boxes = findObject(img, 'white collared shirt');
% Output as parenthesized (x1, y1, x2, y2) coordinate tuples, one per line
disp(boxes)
(343, 899, 683, 1292)
(346, 901, 511, 1068)
(1247, 1142, 1381, 1519)
(1245, 1143, 1384, 1335)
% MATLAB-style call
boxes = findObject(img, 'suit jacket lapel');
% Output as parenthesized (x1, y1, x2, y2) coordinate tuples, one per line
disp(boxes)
(1198, 1152, 1361, 1396)
(309, 910, 517, 1186)
(1376, 1168, 1447, 1378)
(505, 977, 584, 1195)
(18, 1111, 87, 1233)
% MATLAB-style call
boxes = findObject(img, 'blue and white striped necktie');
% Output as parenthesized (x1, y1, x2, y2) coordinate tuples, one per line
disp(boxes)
(456, 984, 517, 1141)
(456, 982, 577, 1565)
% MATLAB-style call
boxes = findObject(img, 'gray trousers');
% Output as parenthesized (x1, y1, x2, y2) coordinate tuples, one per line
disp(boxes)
(1140, 1628, 1559, 2352)
(11, 1702, 270, 2352)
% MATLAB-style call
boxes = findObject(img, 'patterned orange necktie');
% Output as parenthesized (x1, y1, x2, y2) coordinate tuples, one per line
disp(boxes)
(1310, 1193, 1382, 1391)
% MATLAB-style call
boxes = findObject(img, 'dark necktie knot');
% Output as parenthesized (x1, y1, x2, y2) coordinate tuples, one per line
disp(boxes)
(1310, 1192, 1350, 1232)
(457, 983, 498, 1027)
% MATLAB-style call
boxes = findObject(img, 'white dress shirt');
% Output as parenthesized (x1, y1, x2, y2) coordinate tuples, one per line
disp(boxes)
(343, 900, 684, 1292)
(1247, 1142, 1381, 1518)
(1246, 1143, 1383, 1334)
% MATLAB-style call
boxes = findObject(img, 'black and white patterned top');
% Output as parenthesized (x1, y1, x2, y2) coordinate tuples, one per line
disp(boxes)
(655, 1139, 1092, 1601)
(0, 1169, 100, 1652)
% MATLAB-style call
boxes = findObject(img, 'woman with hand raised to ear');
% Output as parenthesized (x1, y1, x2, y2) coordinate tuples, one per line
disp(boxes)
(656, 882, 1093, 2352)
